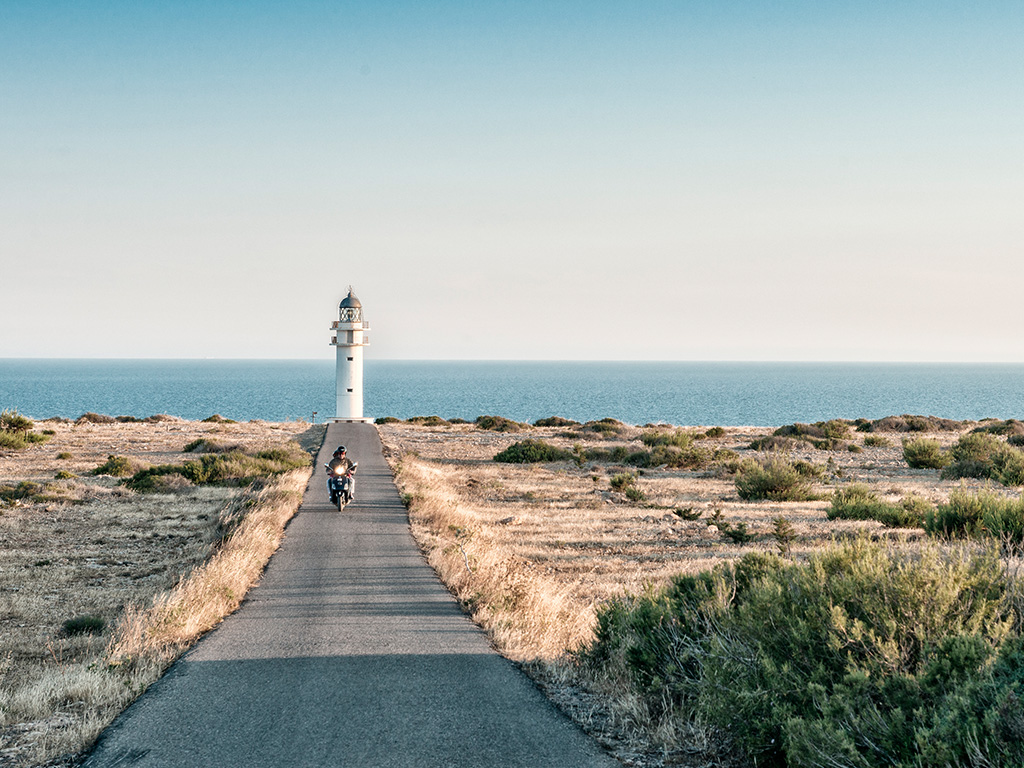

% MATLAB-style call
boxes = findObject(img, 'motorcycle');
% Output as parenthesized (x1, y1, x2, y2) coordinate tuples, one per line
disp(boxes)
(325, 462, 357, 510)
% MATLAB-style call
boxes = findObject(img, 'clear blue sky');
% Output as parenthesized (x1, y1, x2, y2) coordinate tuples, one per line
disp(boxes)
(2, 1, 1021, 360)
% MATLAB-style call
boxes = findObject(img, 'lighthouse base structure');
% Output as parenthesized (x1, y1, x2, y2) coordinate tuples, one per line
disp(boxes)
(327, 416, 375, 424)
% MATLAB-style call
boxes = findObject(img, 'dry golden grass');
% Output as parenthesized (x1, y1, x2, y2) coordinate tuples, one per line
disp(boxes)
(0, 418, 321, 767)
(379, 419, 1001, 767)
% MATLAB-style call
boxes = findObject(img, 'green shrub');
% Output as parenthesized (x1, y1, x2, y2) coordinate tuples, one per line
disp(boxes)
(493, 440, 572, 464)
(54, 470, 76, 480)
(583, 418, 628, 436)
(610, 472, 638, 493)
(409, 415, 451, 427)
(0, 431, 27, 449)
(56, 451, 72, 460)
(925, 488, 1024, 545)
(748, 435, 805, 451)
(474, 415, 520, 432)
(0, 408, 33, 434)
(0, 481, 43, 503)
(972, 419, 1024, 436)
(863, 435, 891, 448)
(735, 457, 817, 501)
(534, 416, 579, 427)
(774, 422, 826, 439)
(374, 416, 400, 424)
(91, 455, 137, 477)
(76, 412, 116, 424)
(641, 429, 695, 449)
(183, 438, 242, 454)
(63, 615, 106, 636)
(201, 414, 238, 424)
(123, 442, 309, 491)
(583, 540, 1024, 768)
(702, 426, 726, 438)
(869, 415, 964, 432)
(829, 484, 927, 528)
(941, 433, 1024, 485)
(903, 438, 949, 469)
(624, 486, 646, 502)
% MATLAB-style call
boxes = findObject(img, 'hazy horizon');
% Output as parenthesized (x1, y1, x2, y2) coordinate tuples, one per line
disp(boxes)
(3, 2, 1021, 362)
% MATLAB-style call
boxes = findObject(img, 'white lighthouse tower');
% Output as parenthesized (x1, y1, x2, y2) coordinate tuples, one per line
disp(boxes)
(330, 288, 371, 422)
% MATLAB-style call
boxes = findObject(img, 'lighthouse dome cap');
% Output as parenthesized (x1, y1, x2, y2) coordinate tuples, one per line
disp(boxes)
(339, 288, 362, 309)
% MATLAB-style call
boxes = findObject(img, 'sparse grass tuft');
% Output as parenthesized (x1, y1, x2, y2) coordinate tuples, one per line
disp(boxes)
(408, 415, 450, 427)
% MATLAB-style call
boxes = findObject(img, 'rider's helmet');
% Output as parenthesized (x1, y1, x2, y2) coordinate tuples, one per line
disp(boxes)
(335, 445, 346, 455)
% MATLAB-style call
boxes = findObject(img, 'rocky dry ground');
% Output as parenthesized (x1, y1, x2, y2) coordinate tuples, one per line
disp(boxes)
(0, 416, 322, 767)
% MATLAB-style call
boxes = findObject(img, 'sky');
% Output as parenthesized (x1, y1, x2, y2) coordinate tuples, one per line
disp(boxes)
(1, 1, 1022, 361)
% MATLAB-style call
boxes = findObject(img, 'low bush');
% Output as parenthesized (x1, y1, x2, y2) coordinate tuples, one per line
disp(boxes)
(641, 429, 695, 449)
(91, 455, 140, 477)
(76, 412, 116, 424)
(183, 438, 243, 454)
(941, 433, 1024, 486)
(868, 414, 964, 432)
(582, 539, 1024, 768)
(474, 415, 520, 432)
(123, 442, 310, 492)
(534, 416, 579, 427)
(493, 440, 573, 464)
(201, 414, 238, 423)
(903, 438, 949, 469)
(583, 418, 629, 436)
(972, 419, 1024, 436)
(62, 615, 106, 636)
(409, 415, 451, 427)
(748, 435, 805, 451)
(735, 457, 817, 501)
(925, 488, 1024, 545)
(863, 434, 891, 448)
(829, 484, 928, 528)
(609, 472, 639, 493)
(0, 481, 43, 503)
(374, 416, 401, 424)
(702, 426, 726, 438)
(0, 408, 33, 434)
(0, 431, 27, 449)
(774, 422, 826, 439)
(54, 470, 76, 480)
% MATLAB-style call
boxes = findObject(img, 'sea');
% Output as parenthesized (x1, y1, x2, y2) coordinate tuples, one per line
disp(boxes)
(1, 359, 1023, 427)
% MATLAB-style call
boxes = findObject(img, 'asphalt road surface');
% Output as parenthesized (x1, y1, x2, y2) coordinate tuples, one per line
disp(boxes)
(85, 422, 619, 767)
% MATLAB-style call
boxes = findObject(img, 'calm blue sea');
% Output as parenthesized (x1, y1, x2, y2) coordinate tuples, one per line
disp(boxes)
(1, 359, 1022, 427)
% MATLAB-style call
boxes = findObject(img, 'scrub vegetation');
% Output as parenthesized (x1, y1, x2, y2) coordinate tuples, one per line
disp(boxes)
(379, 414, 1024, 767)
(0, 415, 319, 767)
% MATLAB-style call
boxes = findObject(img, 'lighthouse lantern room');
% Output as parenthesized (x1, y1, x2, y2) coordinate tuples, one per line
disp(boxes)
(330, 288, 371, 422)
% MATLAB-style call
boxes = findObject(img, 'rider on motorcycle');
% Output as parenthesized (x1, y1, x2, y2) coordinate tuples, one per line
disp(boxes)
(327, 445, 356, 502)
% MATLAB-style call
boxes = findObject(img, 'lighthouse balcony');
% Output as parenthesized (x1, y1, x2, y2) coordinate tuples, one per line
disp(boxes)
(331, 321, 371, 331)
(330, 336, 370, 346)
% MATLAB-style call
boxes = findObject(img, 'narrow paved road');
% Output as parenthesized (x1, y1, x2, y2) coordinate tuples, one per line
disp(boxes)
(85, 422, 618, 767)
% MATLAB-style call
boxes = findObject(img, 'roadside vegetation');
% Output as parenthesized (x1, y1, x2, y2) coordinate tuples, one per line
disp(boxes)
(379, 413, 1024, 767)
(0, 415, 318, 766)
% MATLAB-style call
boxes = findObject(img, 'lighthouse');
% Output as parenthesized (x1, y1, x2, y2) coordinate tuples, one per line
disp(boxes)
(330, 288, 371, 421)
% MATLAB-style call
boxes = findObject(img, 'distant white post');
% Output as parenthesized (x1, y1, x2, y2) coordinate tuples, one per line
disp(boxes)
(330, 288, 371, 422)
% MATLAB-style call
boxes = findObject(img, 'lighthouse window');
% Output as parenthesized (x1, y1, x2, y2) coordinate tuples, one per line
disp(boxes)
(347, 357, 353, 361)
(347, 388, 353, 392)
